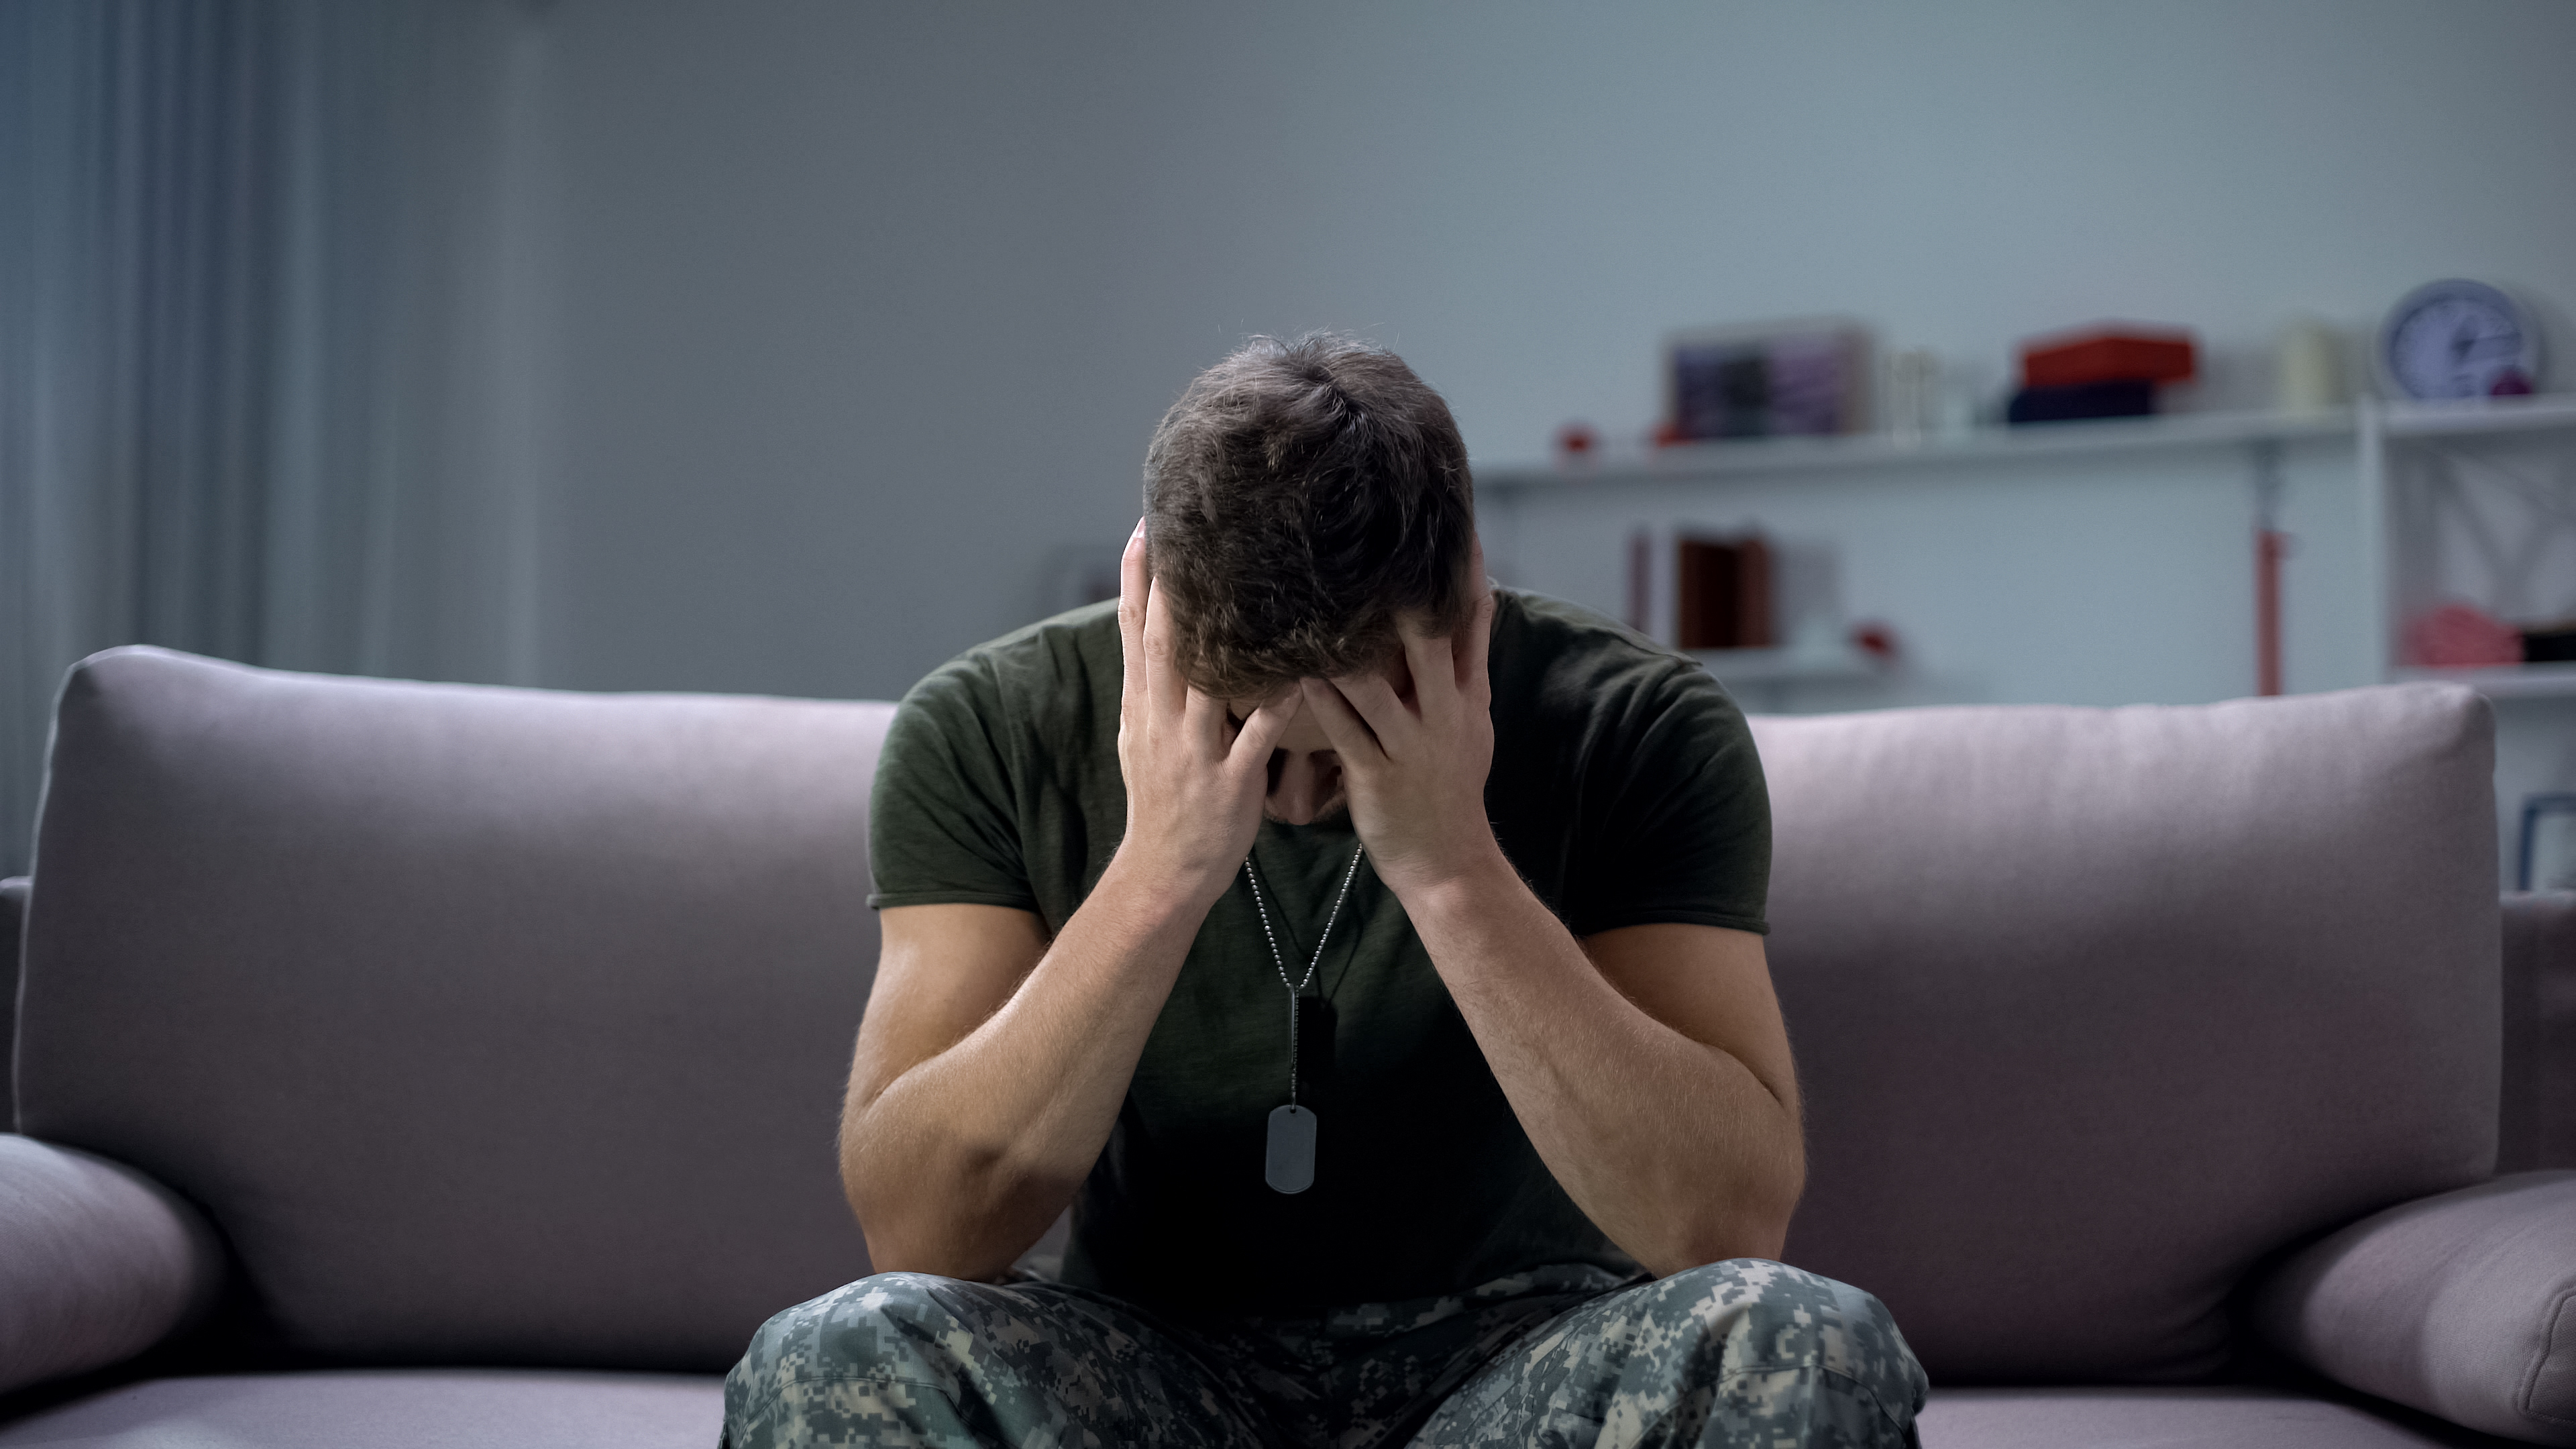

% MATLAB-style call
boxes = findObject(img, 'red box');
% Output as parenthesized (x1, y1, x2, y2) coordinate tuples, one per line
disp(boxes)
(2020, 327, 2196, 388)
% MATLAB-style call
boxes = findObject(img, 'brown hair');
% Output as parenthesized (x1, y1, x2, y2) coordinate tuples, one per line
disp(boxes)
(1143, 333, 1477, 699)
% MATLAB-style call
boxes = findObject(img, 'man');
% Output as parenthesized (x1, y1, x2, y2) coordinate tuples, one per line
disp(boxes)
(725, 335, 1924, 1448)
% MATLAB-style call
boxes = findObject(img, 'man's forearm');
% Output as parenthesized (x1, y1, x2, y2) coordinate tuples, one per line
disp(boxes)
(1399, 849, 1804, 1275)
(843, 857, 1218, 1278)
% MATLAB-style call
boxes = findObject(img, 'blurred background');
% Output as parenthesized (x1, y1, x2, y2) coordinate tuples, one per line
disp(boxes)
(8, 0, 2576, 880)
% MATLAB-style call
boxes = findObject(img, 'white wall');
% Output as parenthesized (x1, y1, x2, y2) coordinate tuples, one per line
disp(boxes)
(516, 0, 2576, 721)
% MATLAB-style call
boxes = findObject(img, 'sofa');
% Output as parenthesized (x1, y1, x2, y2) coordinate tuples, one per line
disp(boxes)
(1, 645, 2571, 1448)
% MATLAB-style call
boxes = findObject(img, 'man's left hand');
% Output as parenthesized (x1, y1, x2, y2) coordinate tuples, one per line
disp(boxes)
(1300, 548, 1504, 900)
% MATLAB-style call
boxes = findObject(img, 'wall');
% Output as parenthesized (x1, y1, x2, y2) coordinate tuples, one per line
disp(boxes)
(521, 0, 2576, 720)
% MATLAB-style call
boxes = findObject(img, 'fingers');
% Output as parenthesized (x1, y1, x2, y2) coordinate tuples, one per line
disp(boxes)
(1400, 623, 1455, 733)
(1231, 687, 1300, 763)
(1180, 680, 1234, 757)
(1117, 521, 1148, 709)
(1458, 581, 1497, 706)
(1141, 566, 1187, 719)
(1320, 669, 1409, 756)
(1299, 678, 1385, 763)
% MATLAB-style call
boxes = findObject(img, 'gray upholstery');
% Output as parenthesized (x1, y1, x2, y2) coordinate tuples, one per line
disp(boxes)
(1, 875, 24, 1131)
(0, 1369, 722, 1448)
(1918, 1387, 2523, 1447)
(16, 647, 888, 1373)
(1750, 686, 2500, 1383)
(2252, 1171, 2576, 1446)
(2503, 894, 2576, 1174)
(0, 1134, 223, 1397)
(2, 653, 2541, 1445)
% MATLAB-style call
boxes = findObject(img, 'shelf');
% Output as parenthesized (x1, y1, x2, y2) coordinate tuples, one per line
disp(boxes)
(1479, 395, 2576, 493)
(1479, 407, 2358, 492)
(2377, 394, 2576, 439)
(2393, 663, 2576, 700)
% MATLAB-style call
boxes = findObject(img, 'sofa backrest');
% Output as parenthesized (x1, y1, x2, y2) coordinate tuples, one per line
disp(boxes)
(17, 651, 2506, 1385)
(2502, 891, 2576, 1175)
(17, 647, 885, 1373)
(1751, 685, 2498, 1384)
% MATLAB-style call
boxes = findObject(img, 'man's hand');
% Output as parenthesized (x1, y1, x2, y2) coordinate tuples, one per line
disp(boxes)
(1305, 546, 1802, 1271)
(841, 522, 1301, 1277)
(1115, 520, 1297, 904)
(1299, 547, 1503, 900)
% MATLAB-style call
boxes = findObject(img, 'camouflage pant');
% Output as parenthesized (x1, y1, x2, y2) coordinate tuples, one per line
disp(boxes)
(722, 1260, 1925, 1448)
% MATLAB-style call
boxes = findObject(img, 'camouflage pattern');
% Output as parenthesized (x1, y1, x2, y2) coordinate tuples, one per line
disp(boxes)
(1409, 1259, 1925, 1448)
(723, 1260, 1923, 1448)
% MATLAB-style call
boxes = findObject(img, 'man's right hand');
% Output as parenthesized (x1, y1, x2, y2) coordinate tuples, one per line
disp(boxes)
(840, 521, 1296, 1277)
(1112, 519, 1297, 904)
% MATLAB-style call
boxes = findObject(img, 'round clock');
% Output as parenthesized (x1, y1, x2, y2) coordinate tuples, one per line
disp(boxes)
(2379, 279, 2542, 400)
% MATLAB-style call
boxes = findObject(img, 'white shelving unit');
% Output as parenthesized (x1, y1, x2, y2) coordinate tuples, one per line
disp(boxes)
(1479, 407, 2357, 494)
(2361, 394, 2576, 696)
(1481, 396, 2576, 497)
(1481, 393, 2576, 700)
(2393, 663, 2576, 699)
(1481, 405, 2363, 696)
(1487, 396, 2576, 890)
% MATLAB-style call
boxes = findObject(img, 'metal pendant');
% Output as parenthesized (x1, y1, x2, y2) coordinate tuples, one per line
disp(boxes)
(1265, 1104, 1316, 1193)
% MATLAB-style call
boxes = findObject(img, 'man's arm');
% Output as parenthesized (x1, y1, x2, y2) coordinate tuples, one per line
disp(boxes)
(840, 888, 1201, 1279)
(1414, 902, 1803, 1272)
(839, 523, 1292, 1279)
(1299, 566, 1804, 1275)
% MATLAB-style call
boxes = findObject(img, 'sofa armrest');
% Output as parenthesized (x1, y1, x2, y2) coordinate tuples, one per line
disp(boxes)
(2251, 1171, 2576, 1446)
(2504, 892, 2576, 1173)
(0, 1134, 224, 1397)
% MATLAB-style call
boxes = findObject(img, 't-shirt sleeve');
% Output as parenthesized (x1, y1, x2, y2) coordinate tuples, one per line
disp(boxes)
(867, 659, 1040, 913)
(1564, 665, 1771, 938)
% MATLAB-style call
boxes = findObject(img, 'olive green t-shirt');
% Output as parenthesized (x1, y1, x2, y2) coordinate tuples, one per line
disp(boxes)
(868, 589, 1770, 1316)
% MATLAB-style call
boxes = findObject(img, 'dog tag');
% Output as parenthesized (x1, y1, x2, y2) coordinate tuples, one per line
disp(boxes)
(1265, 1104, 1316, 1193)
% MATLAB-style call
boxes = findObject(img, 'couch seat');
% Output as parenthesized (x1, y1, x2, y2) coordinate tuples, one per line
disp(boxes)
(1919, 1386, 2519, 1448)
(0, 1369, 722, 1448)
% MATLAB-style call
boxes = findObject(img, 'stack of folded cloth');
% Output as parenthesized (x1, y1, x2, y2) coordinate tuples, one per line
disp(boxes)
(2006, 326, 2197, 425)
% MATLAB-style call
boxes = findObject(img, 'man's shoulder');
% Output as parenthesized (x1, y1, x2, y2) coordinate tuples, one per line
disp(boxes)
(1495, 588, 1666, 659)
(906, 600, 1120, 705)
(892, 600, 1121, 755)
(1492, 588, 1727, 718)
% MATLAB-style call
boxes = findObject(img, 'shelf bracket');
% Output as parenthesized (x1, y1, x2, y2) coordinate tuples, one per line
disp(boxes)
(2252, 439, 2287, 696)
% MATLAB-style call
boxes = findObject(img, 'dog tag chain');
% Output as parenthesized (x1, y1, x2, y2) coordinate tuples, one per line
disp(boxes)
(1244, 843, 1364, 1194)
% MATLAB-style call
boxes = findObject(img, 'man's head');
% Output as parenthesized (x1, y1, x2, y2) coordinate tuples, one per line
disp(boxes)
(1143, 333, 1477, 704)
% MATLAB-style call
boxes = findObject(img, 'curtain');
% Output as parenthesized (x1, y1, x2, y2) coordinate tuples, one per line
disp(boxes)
(0, 0, 550, 877)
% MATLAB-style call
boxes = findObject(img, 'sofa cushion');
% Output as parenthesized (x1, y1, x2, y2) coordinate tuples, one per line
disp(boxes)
(1918, 1387, 2518, 1448)
(1752, 685, 2498, 1383)
(0, 1136, 224, 1397)
(0, 1370, 721, 1448)
(16, 648, 888, 1371)
(2251, 1171, 2576, 1446)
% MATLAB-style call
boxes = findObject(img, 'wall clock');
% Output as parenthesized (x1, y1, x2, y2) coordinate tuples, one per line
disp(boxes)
(2379, 279, 2541, 400)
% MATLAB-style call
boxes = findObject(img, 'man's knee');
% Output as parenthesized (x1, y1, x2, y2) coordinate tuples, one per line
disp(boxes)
(1679, 1252, 1927, 1402)
(734, 1271, 975, 1392)
(1653, 1258, 1925, 1428)
(1657, 1257, 1915, 1368)
(727, 1273, 998, 1449)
